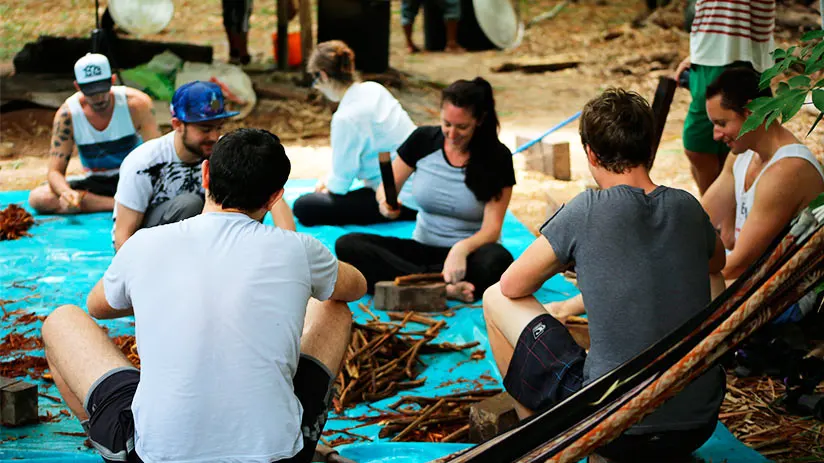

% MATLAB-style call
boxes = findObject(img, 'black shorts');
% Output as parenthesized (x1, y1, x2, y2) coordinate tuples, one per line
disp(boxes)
(85, 355, 333, 463)
(503, 314, 716, 461)
(503, 314, 586, 412)
(68, 175, 119, 197)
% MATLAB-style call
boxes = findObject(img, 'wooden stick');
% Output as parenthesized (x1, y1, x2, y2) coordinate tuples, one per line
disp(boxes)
(443, 424, 470, 442)
(391, 399, 446, 442)
(394, 273, 444, 286)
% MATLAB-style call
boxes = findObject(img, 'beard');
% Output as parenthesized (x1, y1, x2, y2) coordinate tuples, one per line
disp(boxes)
(182, 128, 214, 160)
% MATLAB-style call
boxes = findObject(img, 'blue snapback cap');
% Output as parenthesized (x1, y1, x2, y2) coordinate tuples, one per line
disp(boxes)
(170, 81, 240, 123)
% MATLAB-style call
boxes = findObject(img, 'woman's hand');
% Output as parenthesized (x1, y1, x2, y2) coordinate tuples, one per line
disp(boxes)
(314, 179, 328, 194)
(442, 243, 469, 284)
(376, 185, 402, 219)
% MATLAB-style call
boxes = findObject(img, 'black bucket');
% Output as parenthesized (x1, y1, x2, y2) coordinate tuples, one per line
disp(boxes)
(423, 0, 496, 51)
(317, 0, 391, 73)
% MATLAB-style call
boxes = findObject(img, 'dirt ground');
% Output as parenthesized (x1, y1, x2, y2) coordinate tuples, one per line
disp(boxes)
(2, 1, 822, 233)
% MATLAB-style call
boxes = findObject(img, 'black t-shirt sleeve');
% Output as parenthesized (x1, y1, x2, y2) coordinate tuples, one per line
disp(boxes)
(398, 126, 442, 168)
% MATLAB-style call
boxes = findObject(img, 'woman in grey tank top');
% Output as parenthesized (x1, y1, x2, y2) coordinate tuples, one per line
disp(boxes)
(335, 78, 516, 303)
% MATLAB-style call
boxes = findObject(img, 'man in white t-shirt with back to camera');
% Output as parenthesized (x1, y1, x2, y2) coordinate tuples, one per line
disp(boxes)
(41, 128, 367, 462)
(113, 80, 295, 250)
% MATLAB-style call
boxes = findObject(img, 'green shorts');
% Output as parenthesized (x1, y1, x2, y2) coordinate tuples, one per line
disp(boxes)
(683, 64, 731, 157)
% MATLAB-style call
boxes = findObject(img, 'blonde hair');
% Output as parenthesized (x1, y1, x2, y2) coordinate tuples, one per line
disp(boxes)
(308, 40, 358, 84)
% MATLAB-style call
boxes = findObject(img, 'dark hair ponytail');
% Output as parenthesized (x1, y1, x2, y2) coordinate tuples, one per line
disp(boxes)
(442, 77, 508, 203)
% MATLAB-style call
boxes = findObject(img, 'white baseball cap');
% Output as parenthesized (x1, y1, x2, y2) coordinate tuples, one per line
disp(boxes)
(73, 53, 113, 95)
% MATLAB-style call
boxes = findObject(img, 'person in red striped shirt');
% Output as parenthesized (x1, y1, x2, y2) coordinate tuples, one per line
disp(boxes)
(674, 0, 776, 195)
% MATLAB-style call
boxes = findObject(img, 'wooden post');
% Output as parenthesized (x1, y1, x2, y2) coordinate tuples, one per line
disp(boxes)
(0, 377, 38, 426)
(276, 0, 290, 70)
(515, 135, 545, 173)
(542, 141, 571, 180)
(299, 0, 314, 78)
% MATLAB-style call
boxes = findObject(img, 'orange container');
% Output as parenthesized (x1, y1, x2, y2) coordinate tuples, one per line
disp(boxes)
(272, 31, 303, 67)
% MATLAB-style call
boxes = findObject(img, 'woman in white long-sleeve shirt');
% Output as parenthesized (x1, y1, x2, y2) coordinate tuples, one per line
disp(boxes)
(293, 40, 419, 226)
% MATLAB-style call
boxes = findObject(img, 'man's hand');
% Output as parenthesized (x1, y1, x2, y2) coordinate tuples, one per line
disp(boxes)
(674, 56, 691, 87)
(443, 243, 469, 284)
(59, 189, 83, 211)
(314, 179, 329, 194)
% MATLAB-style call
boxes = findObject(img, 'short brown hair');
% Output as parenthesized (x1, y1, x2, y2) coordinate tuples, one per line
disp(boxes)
(308, 40, 356, 84)
(579, 88, 656, 173)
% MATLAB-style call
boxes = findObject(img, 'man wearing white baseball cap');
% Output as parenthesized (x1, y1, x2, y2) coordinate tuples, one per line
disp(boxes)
(28, 53, 160, 215)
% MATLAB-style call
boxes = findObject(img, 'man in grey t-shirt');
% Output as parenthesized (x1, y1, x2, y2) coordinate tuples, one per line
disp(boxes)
(483, 89, 727, 461)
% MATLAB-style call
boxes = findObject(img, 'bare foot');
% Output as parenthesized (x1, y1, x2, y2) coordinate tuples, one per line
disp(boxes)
(446, 281, 475, 302)
(444, 43, 466, 53)
(406, 43, 421, 54)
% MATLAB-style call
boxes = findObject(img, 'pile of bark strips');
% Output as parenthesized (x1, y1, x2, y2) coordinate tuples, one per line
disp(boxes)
(720, 373, 824, 462)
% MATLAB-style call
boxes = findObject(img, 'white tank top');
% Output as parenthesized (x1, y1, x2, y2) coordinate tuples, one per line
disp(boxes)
(733, 144, 824, 240)
(67, 86, 142, 176)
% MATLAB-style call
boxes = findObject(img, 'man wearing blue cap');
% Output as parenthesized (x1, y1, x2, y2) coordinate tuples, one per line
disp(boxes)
(28, 53, 160, 215)
(113, 81, 294, 250)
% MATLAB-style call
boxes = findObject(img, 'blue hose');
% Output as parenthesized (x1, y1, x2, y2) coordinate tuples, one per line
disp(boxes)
(513, 110, 582, 154)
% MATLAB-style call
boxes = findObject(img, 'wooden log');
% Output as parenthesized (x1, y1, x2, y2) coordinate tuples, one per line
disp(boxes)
(13, 35, 212, 74)
(468, 392, 520, 443)
(374, 281, 447, 312)
(492, 61, 580, 74)
(0, 377, 38, 426)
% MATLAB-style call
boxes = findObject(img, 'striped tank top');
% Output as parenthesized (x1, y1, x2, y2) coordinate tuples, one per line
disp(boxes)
(67, 86, 142, 176)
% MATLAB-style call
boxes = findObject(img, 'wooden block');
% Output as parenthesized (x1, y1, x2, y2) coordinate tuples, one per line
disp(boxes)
(1, 377, 38, 426)
(373, 281, 447, 312)
(468, 392, 520, 443)
(542, 142, 571, 180)
(516, 135, 546, 173)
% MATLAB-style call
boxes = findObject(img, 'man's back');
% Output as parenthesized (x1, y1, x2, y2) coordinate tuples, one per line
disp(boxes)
(106, 212, 338, 461)
(542, 185, 724, 432)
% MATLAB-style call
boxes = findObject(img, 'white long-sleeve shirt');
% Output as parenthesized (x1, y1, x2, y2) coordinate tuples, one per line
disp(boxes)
(327, 81, 417, 197)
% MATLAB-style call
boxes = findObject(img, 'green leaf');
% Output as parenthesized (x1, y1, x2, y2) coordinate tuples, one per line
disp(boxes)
(760, 67, 780, 88)
(807, 60, 824, 75)
(746, 96, 775, 113)
(776, 81, 791, 95)
(806, 42, 824, 73)
(765, 109, 781, 130)
(815, 79, 824, 89)
(740, 105, 774, 137)
(781, 92, 808, 122)
(801, 30, 824, 42)
(806, 112, 823, 138)
(771, 48, 787, 59)
(788, 75, 811, 89)
(813, 89, 824, 112)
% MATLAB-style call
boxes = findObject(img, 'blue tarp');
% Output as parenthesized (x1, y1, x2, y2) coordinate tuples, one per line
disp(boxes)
(0, 182, 765, 462)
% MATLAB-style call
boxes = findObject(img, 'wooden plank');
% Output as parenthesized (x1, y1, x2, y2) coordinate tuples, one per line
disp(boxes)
(374, 281, 447, 312)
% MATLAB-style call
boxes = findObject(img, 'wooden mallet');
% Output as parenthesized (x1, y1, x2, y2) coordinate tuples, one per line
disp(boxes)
(378, 152, 398, 210)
